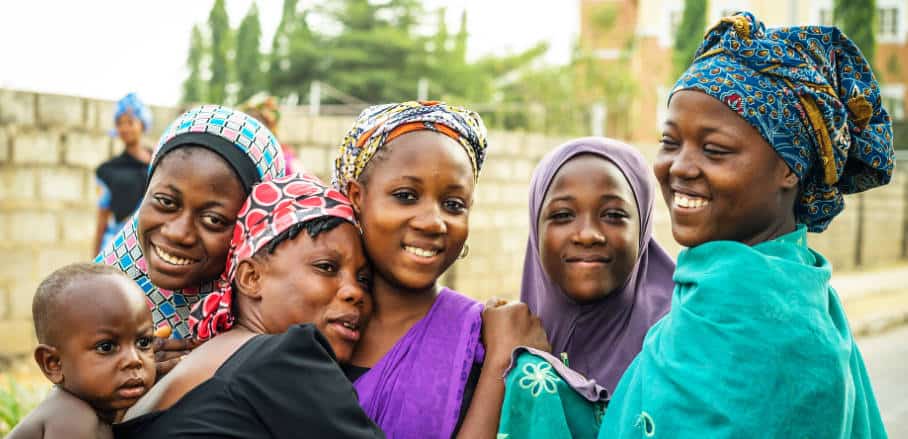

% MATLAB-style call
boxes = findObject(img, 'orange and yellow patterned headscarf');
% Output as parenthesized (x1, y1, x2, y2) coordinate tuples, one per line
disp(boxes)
(331, 101, 488, 194)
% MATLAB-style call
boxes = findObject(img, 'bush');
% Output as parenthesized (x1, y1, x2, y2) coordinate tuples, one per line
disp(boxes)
(0, 378, 47, 435)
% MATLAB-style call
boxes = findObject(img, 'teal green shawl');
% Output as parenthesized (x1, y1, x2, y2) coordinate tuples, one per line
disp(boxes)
(598, 225, 887, 438)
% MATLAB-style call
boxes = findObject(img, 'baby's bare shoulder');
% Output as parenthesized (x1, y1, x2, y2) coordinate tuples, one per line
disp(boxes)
(7, 388, 109, 439)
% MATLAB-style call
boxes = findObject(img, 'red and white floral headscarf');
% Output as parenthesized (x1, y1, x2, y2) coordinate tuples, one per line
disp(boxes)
(189, 173, 357, 340)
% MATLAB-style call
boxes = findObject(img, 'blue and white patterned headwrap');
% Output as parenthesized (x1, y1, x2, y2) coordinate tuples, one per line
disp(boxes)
(95, 105, 287, 339)
(114, 92, 153, 132)
(672, 12, 894, 232)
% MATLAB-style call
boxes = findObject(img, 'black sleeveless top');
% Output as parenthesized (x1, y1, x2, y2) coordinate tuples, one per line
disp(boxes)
(95, 151, 148, 222)
(114, 325, 384, 438)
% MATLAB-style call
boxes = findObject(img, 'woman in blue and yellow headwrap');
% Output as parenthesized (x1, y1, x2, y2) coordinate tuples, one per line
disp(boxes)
(598, 12, 891, 438)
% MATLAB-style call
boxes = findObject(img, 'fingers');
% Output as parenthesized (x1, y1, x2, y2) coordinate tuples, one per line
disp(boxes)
(153, 336, 199, 353)
(155, 356, 185, 379)
(155, 349, 191, 364)
(484, 297, 509, 308)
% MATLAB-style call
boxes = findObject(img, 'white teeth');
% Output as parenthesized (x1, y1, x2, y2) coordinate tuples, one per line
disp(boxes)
(153, 245, 195, 266)
(674, 193, 710, 209)
(342, 322, 357, 330)
(404, 246, 440, 258)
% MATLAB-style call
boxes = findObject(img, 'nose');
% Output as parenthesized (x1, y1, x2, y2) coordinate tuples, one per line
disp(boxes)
(572, 214, 606, 247)
(410, 201, 447, 235)
(337, 274, 367, 307)
(160, 211, 198, 247)
(668, 143, 701, 180)
(121, 344, 145, 370)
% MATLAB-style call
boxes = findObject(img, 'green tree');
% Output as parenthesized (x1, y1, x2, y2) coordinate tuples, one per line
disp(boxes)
(208, 0, 231, 104)
(673, 0, 708, 78)
(182, 24, 206, 104)
(317, 0, 430, 102)
(236, 3, 264, 102)
(834, 0, 876, 65)
(268, 0, 325, 99)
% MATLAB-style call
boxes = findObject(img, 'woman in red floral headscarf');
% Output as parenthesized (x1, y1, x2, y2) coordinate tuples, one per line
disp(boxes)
(116, 174, 384, 439)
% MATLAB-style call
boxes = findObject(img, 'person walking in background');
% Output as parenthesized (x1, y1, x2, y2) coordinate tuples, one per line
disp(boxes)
(93, 93, 153, 254)
(240, 92, 297, 175)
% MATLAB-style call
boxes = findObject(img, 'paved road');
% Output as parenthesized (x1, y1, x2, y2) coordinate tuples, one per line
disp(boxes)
(858, 325, 908, 437)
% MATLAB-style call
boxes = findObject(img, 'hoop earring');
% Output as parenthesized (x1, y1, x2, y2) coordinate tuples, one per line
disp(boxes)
(458, 244, 470, 260)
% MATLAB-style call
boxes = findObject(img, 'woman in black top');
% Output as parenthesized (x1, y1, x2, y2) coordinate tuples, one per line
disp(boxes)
(115, 175, 383, 438)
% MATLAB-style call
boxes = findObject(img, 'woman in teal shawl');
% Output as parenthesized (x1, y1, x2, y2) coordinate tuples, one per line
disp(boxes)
(598, 12, 892, 438)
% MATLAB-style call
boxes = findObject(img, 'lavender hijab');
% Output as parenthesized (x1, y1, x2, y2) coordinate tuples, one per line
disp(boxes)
(520, 137, 675, 392)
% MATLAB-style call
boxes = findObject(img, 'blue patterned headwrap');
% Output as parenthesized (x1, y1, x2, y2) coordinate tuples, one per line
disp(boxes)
(672, 12, 894, 232)
(114, 92, 153, 132)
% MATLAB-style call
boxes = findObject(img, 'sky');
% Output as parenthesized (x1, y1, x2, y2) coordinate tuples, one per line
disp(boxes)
(0, 0, 579, 106)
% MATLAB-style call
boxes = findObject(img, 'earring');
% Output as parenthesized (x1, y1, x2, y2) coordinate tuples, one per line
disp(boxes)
(458, 244, 470, 259)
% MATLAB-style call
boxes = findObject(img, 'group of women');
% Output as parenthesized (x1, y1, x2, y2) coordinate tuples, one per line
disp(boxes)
(90, 12, 892, 438)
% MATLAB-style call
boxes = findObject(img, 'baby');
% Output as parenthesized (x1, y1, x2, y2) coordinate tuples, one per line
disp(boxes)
(7, 263, 156, 439)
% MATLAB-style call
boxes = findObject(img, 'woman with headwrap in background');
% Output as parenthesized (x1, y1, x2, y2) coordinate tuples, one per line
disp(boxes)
(93, 93, 154, 254)
(333, 101, 549, 438)
(599, 12, 891, 438)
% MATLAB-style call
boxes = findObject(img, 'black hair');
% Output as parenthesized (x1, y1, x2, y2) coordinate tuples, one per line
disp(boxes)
(258, 215, 348, 257)
(32, 263, 126, 345)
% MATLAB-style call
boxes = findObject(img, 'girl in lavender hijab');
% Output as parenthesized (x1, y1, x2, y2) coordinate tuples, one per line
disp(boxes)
(498, 137, 675, 438)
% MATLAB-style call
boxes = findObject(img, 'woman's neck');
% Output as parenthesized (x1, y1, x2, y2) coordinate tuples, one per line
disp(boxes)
(370, 274, 440, 326)
(124, 143, 151, 164)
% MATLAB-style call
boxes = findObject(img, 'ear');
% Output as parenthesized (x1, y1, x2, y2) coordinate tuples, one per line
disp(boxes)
(234, 259, 264, 301)
(779, 161, 799, 190)
(346, 180, 364, 216)
(34, 344, 64, 384)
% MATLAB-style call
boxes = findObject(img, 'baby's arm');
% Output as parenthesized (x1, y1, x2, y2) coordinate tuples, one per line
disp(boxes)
(42, 411, 110, 439)
(40, 392, 111, 439)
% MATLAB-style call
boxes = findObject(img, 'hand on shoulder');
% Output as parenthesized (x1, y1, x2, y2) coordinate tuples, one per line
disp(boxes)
(481, 298, 550, 370)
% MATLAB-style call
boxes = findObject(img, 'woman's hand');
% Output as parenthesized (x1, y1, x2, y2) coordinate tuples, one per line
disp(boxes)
(152, 326, 202, 378)
(480, 298, 550, 370)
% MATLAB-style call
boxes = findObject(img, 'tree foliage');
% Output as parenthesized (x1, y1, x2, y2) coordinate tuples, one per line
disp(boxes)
(208, 0, 231, 104)
(182, 24, 206, 104)
(187, 0, 621, 134)
(673, 0, 708, 78)
(834, 0, 876, 65)
(235, 3, 265, 102)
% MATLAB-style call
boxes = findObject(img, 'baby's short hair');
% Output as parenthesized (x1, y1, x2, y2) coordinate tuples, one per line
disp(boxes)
(32, 263, 126, 345)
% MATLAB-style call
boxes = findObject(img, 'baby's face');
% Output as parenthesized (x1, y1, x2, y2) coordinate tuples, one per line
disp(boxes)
(256, 221, 372, 363)
(56, 275, 156, 414)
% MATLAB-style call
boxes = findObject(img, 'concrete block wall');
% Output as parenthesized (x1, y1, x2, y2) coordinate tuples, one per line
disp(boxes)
(1, 87, 907, 356)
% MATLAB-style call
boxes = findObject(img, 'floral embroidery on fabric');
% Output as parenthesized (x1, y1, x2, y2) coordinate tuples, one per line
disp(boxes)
(517, 361, 561, 397)
(634, 411, 656, 437)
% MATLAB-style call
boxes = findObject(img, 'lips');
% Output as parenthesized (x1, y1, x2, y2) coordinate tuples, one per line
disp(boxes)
(117, 377, 148, 400)
(151, 243, 199, 266)
(670, 185, 711, 210)
(565, 254, 611, 264)
(401, 241, 444, 262)
(325, 312, 363, 344)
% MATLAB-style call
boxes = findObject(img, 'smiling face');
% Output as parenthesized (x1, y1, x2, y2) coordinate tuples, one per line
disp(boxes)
(656, 90, 798, 247)
(252, 222, 372, 363)
(538, 154, 640, 303)
(348, 130, 474, 292)
(138, 146, 246, 290)
(54, 275, 156, 416)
